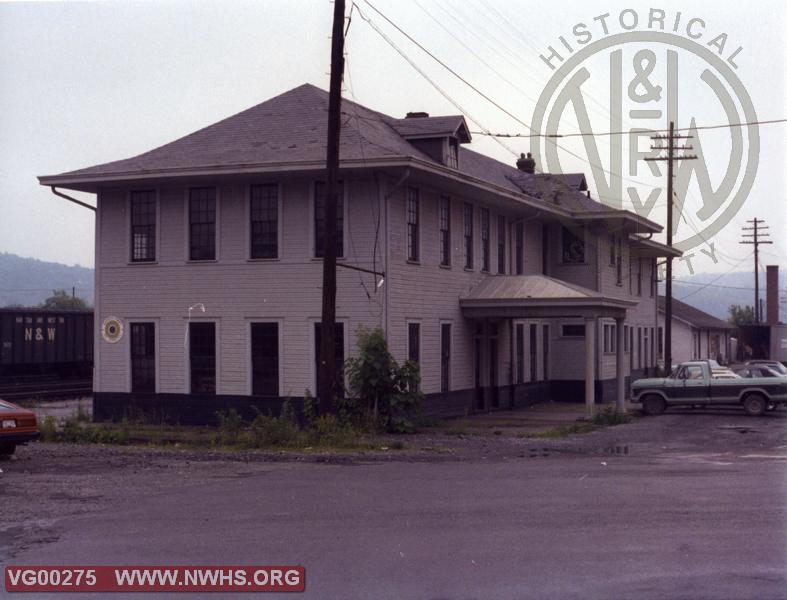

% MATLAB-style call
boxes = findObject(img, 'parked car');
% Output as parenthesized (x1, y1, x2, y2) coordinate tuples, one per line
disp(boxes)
(0, 399, 39, 455)
(736, 365, 786, 379)
(744, 360, 787, 376)
(631, 361, 787, 416)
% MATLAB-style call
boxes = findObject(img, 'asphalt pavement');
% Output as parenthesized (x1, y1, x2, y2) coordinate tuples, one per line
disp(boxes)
(2, 408, 786, 600)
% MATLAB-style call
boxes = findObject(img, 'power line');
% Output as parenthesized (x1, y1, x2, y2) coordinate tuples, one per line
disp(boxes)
(676, 251, 753, 302)
(470, 118, 787, 139)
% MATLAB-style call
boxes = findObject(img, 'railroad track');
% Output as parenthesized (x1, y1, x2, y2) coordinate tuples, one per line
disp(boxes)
(0, 379, 92, 401)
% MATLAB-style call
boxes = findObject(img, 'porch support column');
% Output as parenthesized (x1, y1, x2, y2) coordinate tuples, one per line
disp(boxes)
(584, 316, 595, 417)
(615, 316, 626, 414)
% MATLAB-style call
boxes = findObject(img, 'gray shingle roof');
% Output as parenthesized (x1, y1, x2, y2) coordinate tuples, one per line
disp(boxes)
(658, 296, 734, 329)
(38, 83, 649, 222)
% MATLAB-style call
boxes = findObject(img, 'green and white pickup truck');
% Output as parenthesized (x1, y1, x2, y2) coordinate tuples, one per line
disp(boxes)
(631, 360, 787, 416)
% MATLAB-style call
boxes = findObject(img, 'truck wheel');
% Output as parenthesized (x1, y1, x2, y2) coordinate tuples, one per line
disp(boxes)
(742, 394, 767, 416)
(642, 395, 666, 416)
(0, 444, 16, 456)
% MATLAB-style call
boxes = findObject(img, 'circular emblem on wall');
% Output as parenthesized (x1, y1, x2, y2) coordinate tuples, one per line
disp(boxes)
(101, 316, 124, 343)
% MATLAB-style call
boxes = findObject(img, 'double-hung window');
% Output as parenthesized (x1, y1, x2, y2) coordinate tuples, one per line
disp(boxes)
(481, 208, 490, 272)
(497, 216, 506, 274)
(130, 191, 156, 262)
(314, 181, 344, 258)
(407, 188, 419, 262)
(189, 187, 216, 261)
(439, 196, 451, 266)
(250, 184, 278, 259)
(463, 203, 473, 269)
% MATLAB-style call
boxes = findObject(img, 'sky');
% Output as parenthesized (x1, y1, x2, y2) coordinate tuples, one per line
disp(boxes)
(0, 0, 784, 281)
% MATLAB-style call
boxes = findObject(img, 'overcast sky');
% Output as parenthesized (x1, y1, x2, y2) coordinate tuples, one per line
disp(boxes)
(1, 0, 784, 281)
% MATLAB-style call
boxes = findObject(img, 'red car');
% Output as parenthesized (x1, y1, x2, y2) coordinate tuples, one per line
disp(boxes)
(0, 399, 39, 455)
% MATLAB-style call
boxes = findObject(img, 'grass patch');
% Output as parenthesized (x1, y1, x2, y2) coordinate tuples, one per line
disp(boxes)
(36, 405, 408, 453)
(519, 407, 633, 439)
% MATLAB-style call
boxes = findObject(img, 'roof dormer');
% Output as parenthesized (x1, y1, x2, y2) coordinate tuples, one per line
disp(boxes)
(391, 114, 471, 169)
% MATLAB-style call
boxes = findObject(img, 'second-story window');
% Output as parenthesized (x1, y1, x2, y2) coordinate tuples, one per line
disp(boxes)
(497, 216, 506, 274)
(616, 236, 623, 285)
(463, 203, 473, 269)
(515, 222, 524, 275)
(650, 258, 656, 297)
(189, 187, 216, 261)
(481, 208, 490, 272)
(314, 181, 344, 258)
(561, 225, 585, 264)
(250, 184, 278, 259)
(637, 257, 643, 296)
(439, 196, 451, 266)
(130, 190, 156, 262)
(609, 234, 616, 266)
(407, 187, 419, 262)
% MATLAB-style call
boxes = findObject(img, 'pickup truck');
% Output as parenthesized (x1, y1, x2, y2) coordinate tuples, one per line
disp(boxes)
(631, 361, 787, 416)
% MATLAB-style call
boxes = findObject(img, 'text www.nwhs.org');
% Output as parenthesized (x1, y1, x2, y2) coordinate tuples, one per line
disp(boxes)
(5, 566, 305, 592)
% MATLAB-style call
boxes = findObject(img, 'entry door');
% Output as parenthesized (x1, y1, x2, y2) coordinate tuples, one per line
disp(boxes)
(489, 338, 498, 408)
(474, 337, 483, 410)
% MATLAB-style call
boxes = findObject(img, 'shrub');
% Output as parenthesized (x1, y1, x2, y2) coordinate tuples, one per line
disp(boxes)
(344, 326, 423, 432)
(215, 408, 244, 445)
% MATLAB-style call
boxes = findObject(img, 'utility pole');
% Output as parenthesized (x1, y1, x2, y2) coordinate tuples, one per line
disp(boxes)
(646, 122, 697, 372)
(318, 0, 346, 414)
(739, 218, 772, 323)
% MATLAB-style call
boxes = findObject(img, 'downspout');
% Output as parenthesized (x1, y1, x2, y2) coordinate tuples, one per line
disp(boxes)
(50, 186, 96, 212)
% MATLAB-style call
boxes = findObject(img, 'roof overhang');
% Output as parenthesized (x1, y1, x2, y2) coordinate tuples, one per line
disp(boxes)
(459, 275, 637, 319)
(629, 236, 683, 257)
(574, 211, 663, 235)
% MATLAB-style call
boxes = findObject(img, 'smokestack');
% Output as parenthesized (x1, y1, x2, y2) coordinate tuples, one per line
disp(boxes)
(516, 152, 536, 174)
(766, 265, 779, 324)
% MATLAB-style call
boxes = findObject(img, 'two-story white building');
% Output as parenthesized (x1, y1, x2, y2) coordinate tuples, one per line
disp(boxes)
(39, 84, 679, 423)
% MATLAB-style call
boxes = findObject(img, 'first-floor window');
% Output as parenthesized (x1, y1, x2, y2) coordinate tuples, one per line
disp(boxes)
(130, 323, 155, 393)
(516, 323, 524, 384)
(637, 327, 643, 369)
(251, 323, 279, 396)
(407, 322, 420, 365)
(562, 324, 585, 337)
(658, 327, 663, 357)
(314, 322, 345, 395)
(190, 322, 216, 394)
(440, 323, 451, 392)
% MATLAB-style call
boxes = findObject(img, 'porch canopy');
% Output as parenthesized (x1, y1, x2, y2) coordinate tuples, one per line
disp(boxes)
(460, 275, 637, 414)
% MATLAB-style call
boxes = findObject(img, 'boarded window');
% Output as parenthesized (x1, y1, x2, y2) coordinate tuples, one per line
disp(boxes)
(130, 323, 155, 393)
(190, 322, 216, 394)
(130, 191, 156, 262)
(407, 322, 420, 365)
(250, 184, 278, 259)
(542, 324, 549, 380)
(189, 188, 216, 261)
(251, 323, 279, 396)
(529, 324, 537, 382)
(314, 181, 344, 258)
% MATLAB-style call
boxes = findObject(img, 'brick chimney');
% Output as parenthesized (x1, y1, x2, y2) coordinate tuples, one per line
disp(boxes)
(516, 152, 536, 174)
(766, 265, 779, 324)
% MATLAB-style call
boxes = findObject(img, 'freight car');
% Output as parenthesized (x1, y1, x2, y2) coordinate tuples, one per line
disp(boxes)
(0, 308, 93, 378)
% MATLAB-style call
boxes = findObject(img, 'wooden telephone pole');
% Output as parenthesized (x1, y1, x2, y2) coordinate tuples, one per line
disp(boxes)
(646, 122, 696, 372)
(739, 218, 772, 323)
(318, 0, 346, 413)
